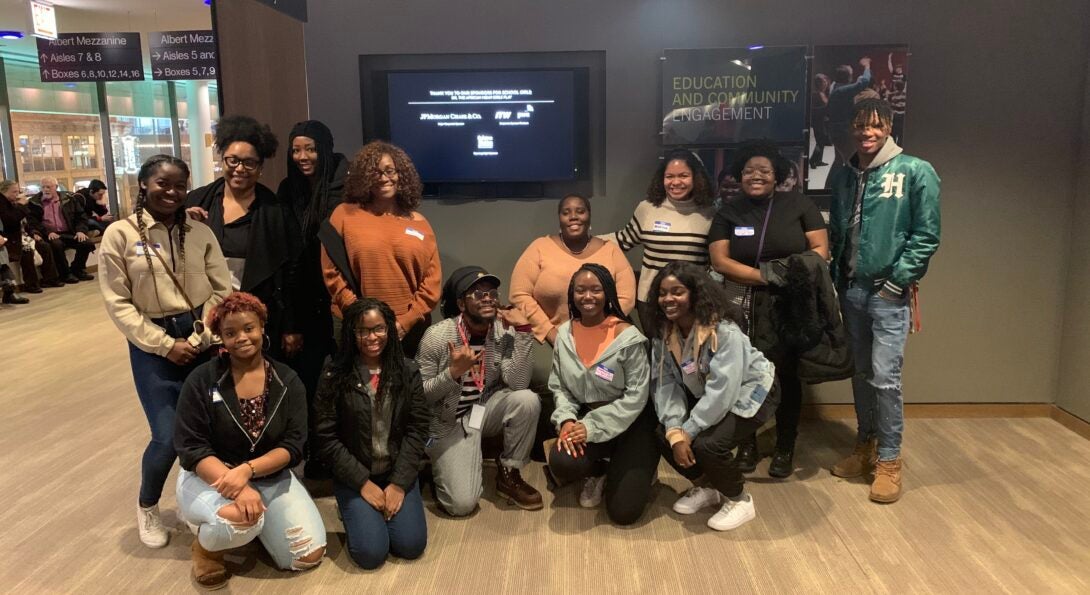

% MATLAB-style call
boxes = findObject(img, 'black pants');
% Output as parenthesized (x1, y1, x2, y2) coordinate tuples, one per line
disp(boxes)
(47, 234, 93, 277)
(657, 395, 777, 498)
(548, 404, 659, 525)
(773, 355, 803, 450)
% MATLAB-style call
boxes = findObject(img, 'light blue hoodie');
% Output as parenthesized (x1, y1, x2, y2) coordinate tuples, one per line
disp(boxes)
(549, 321, 649, 443)
(652, 320, 775, 440)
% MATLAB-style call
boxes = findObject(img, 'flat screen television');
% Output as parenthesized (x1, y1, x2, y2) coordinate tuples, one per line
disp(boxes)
(386, 68, 583, 183)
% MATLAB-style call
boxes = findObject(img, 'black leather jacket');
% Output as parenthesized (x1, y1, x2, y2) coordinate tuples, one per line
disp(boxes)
(313, 357, 431, 491)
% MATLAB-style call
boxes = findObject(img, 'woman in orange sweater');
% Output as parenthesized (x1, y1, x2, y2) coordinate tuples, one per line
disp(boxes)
(321, 141, 441, 357)
(509, 194, 636, 347)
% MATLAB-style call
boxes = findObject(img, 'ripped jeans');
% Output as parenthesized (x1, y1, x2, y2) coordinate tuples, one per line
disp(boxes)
(177, 469, 327, 570)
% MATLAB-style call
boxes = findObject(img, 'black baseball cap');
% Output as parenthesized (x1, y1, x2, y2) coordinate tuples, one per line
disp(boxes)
(441, 266, 501, 318)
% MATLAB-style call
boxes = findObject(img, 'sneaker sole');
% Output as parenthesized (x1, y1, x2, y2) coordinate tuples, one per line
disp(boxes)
(869, 490, 902, 504)
(192, 569, 228, 591)
(707, 509, 756, 531)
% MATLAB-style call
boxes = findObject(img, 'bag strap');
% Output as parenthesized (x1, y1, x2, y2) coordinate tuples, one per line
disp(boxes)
(318, 218, 362, 298)
(753, 196, 775, 268)
(126, 218, 199, 315)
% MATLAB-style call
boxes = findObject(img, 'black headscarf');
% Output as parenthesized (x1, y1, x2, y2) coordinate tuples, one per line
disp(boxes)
(281, 120, 346, 236)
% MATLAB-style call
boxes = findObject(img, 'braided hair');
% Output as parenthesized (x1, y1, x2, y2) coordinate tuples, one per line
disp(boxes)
(330, 298, 409, 404)
(566, 263, 633, 324)
(134, 154, 191, 277)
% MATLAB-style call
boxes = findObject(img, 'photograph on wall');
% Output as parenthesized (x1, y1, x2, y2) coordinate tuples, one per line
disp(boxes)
(808, 44, 909, 191)
(661, 46, 808, 146)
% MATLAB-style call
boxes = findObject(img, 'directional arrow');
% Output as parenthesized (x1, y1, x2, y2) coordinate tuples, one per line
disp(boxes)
(153, 68, 162, 77)
(152, 51, 160, 60)
(40, 53, 47, 61)
(41, 69, 48, 77)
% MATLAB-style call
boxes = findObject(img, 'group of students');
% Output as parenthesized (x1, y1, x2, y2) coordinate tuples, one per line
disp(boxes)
(96, 96, 940, 588)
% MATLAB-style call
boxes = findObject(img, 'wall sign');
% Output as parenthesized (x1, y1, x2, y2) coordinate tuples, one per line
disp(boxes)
(661, 46, 808, 146)
(149, 30, 218, 81)
(36, 32, 144, 82)
(30, 0, 57, 40)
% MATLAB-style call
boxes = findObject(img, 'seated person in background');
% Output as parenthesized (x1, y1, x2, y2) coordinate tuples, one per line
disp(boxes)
(546, 263, 658, 526)
(314, 298, 429, 570)
(0, 216, 29, 304)
(174, 292, 325, 590)
(27, 177, 94, 283)
(1, 180, 63, 290)
(77, 179, 114, 235)
(416, 266, 543, 515)
(647, 262, 778, 532)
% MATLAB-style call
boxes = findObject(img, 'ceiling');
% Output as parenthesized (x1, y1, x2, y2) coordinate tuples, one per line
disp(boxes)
(0, 0, 213, 59)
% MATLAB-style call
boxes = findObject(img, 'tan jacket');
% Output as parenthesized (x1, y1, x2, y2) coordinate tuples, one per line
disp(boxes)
(98, 211, 231, 356)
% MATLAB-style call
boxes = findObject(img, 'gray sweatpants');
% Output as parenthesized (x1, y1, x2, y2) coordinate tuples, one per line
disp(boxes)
(427, 388, 541, 517)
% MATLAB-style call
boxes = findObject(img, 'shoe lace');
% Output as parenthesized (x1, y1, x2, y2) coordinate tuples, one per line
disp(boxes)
(142, 508, 161, 531)
(874, 460, 899, 478)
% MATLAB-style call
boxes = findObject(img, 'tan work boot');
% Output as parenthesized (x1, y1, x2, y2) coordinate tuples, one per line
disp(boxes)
(830, 438, 877, 478)
(869, 458, 903, 503)
(191, 538, 228, 590)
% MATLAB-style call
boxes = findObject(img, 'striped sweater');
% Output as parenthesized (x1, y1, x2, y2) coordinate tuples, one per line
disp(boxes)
(415, 316, 535, 439)
(609, 197, 716, 301)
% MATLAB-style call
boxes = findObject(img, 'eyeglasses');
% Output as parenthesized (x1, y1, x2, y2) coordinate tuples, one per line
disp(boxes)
(373, 168, 398, 181)
(355, 325, 388, 338)
(223, 155, 261, 171)
(466, 289, 499, 301)
(741, 167, 774, 178)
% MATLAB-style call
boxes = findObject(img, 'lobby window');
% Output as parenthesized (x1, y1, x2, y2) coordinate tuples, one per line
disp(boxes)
(67, 134, 99, 169)
(18, 133, 64, 173)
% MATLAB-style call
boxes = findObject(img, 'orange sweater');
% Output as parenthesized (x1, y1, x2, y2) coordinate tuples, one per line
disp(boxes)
(509, 236, 636, 343)
(322, 203, 442, 331)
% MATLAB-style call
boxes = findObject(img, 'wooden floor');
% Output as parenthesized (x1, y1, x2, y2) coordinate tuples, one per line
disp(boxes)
(3, 282, 1089, 594)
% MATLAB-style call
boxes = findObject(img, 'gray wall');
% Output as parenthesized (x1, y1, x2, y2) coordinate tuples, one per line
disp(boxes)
(304, 0, 1090, 406)
(1058, 50, 1090, 422)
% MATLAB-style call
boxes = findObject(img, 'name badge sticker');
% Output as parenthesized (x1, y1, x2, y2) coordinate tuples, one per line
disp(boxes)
(652, 220, 672, 232)
(134, 241, 163, 256)
(735, 226, 755, 237)
(681, 359, 698, 375)
(404, 227, 425, 241)
(594, 364, 615, 382)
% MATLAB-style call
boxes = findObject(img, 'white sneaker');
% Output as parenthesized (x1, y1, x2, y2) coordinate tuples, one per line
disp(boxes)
(137, 503, 169, 548)
(672, 486, 722, 515)
(707, 494, 756, 531)
(578, 475, 606, 508)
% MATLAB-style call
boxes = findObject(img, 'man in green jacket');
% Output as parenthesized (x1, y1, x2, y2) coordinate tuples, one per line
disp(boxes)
(827, 98, 941, 504)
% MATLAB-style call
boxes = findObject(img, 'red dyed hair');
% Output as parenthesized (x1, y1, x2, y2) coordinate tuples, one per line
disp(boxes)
(209, 291, 268, 335)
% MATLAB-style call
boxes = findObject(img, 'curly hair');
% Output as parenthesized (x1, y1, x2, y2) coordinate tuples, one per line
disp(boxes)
(645, 261, 742, 335)
(729, 140, 791, 186)
(343, 141, 423, 212)
(645, 149, 714, 207)
(566, 263, 633, 324)
(209, 291, 269, 336)
(214, 115, 279, 161)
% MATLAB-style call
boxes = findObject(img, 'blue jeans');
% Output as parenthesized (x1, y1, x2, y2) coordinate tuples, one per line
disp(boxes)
(840, 285, 910, 460)
(128, 311, 207, 506)
(177, 470, 326, 570)
(333, 478, 427, 570)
